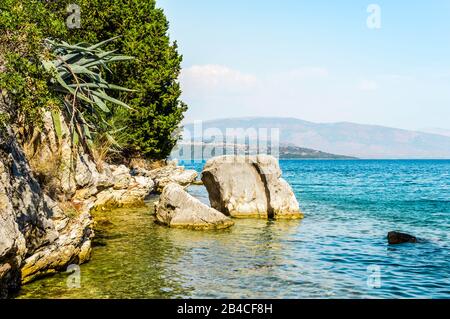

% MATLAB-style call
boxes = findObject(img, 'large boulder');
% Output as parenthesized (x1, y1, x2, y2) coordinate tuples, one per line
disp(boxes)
(155, 183, 234, 230)
(201, 155, 302, 219)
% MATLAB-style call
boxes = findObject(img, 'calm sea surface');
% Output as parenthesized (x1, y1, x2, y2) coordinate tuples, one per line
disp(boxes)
(17, 160, 450, 298)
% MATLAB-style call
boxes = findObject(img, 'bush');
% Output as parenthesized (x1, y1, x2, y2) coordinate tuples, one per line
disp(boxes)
(0, 0, 67, 137)
(1, 0, 186, 160)
(42, 38, 134, 157)
(47, 0, 187, 160)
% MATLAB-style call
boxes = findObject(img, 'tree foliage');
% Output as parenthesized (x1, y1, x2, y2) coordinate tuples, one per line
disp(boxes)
(48, 0, 187, 160)
(0, 0, 67, 134)
(1, 0, 187, 160)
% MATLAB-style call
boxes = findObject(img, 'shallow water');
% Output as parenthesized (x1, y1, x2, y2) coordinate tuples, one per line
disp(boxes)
(17, 160, 450, 298)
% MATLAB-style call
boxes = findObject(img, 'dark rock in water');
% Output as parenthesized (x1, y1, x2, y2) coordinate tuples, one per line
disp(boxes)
(388, 231, 417, 245)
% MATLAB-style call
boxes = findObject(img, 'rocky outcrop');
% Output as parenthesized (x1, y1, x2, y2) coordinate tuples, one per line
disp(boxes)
(20, 202, 93, 284)
(35, 112, 156, 212)
(0, 130, 93, 297)
(0, 99, 197, 298)
(91, 170, 154, 211)
(155, 183, 234, 230)
(132, 161, 198, 193)
(0, 109, 158, 297)
(387, 231, 418, 245)
(201, 155, 302, 219)
(34, 112, 196, 212)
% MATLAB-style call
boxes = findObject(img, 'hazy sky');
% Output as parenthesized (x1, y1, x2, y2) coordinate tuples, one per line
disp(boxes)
(159, 0, 450, 130)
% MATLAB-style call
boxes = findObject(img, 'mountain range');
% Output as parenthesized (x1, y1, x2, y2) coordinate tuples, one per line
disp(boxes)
(182, 117, 450, 159)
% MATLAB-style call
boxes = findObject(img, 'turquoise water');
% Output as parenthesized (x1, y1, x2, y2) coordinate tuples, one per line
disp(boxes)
(183, 159, 450, 298)
(17, 160, 450, 299)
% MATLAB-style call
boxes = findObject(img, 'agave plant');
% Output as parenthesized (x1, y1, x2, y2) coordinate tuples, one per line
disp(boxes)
(41, 36, 134, 152)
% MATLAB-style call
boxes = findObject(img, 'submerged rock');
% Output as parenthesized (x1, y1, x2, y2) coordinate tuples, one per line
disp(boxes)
(387, 231, 418, 245)
(155, 183, 234, 230)
(201, 155, 302, 219)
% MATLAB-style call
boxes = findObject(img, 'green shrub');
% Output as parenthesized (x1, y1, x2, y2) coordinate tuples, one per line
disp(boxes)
(42, 37, 134, 154)
(48, 0, 187, 160)
(1, 0, 186, 160)
(0, 0, 67, 136)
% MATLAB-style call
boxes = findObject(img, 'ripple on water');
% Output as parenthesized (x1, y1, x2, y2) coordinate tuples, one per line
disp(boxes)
(16, 160, 450, 299)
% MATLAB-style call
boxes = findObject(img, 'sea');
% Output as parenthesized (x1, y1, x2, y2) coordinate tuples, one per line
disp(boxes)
(17, 160, 450, 299)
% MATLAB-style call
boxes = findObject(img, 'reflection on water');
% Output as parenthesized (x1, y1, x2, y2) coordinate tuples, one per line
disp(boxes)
(18, 203, 190, 298)
(16, 196, 450, 299)
(17, 200, 306, 299)
(17, 160, 450, 299)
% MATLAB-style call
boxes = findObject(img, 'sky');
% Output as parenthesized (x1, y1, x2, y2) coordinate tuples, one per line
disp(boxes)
(158, 0, 450, 131)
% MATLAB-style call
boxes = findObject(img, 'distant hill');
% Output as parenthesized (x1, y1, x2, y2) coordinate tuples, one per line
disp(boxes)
(171, 142, 355, 160)
(182, 117, 450, 159)
(419, 127, 450, 137)
(279, 145, 355, 159)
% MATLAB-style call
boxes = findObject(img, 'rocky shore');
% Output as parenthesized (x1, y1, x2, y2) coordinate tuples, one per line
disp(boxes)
(1, 112, 301, 299)
(0, 124, 197, 298)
